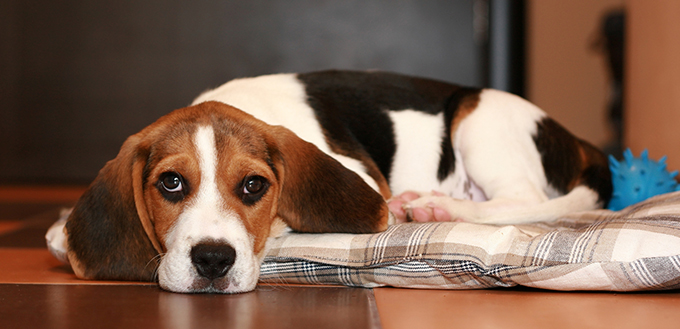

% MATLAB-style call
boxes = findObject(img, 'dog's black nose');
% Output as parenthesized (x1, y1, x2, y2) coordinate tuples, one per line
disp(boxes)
(190, 242, 236, 280)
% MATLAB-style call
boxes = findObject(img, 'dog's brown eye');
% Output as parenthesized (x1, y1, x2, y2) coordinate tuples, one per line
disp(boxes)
(244, 177, 264, 194)
(238, 175, 269, 206)
(158, 172, 188, 203)
(162, 174, 183, 192)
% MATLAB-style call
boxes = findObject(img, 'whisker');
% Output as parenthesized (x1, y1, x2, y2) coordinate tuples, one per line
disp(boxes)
(145, 252, 166, 282)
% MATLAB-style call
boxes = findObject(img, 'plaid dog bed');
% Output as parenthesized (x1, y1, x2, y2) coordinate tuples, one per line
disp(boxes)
(260, 192, 680, 291)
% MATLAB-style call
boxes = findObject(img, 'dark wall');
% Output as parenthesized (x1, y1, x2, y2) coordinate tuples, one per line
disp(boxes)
(0, 0, 484, 184)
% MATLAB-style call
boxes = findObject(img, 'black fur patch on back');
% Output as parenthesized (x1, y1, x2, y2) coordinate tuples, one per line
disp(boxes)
(578, 141, 613, 205)
(437, 88, 482, 181)
(533, 117, 612, 204)
(533, 118, 582, 194)
(297, 70, 480, 183)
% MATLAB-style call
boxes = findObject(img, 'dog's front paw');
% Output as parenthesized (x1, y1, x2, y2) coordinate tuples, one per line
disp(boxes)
(388, 191, 457, 223)
(387, 191, 417, 223)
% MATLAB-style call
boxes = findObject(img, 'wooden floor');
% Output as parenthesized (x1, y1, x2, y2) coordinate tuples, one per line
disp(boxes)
(2, 186, 680, 329)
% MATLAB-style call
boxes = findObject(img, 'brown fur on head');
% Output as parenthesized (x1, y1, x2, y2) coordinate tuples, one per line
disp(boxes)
(65, 101, 390, 283)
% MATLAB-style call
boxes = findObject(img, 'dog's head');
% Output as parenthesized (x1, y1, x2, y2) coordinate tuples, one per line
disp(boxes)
(64, 101, 390, 293)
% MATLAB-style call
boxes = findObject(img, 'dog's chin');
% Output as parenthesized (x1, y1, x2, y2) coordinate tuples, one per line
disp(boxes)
(159, 275, 258, 294)
(188, 277, 256, 294)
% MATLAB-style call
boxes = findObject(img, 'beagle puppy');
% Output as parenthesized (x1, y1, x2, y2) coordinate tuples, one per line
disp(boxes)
(57, 70, 612, 293)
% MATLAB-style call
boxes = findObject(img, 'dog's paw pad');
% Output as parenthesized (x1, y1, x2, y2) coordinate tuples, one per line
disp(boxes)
(389, 190, 456, 223)
(387, 199, 408, 223)
(411, 207, 431, 222)
(431, 205, 451, 222)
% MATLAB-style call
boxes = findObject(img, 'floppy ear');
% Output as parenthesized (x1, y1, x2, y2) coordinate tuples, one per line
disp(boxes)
(65, 133, 160, 281)
(268, 126, 390, 234)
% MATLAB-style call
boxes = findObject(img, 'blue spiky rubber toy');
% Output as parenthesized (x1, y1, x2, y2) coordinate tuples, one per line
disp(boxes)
(608, 148, 680, 211)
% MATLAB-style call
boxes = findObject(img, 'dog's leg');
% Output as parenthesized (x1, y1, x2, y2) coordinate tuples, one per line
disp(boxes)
(388, 144, 603, 224)
(390, 180, 547, 224)
(389, 89, 605, 225)
(388, 105, 600, 224)
(393, 185, 600, 224)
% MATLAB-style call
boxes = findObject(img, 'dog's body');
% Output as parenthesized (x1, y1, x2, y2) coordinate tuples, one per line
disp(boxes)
(59, 70, 611, 293)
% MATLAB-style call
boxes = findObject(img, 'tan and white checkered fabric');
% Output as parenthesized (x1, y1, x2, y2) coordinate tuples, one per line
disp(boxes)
(260, 192, 680, 291)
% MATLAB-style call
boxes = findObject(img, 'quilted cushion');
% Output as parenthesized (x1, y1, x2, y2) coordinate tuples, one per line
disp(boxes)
(260, 192, 680, 291)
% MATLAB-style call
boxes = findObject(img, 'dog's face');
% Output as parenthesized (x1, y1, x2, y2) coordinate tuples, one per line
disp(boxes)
(64, 101, 389, 293)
